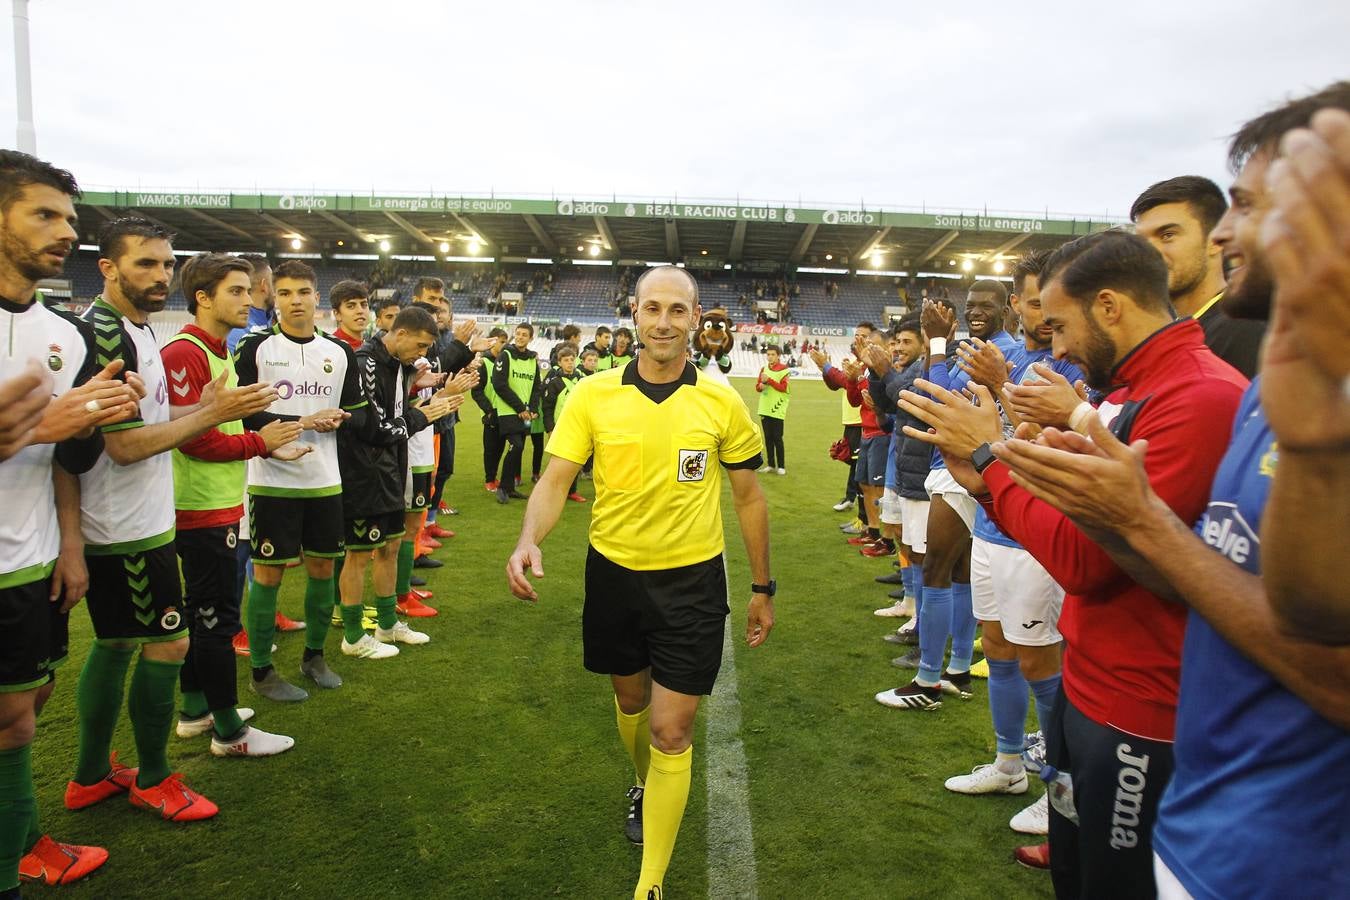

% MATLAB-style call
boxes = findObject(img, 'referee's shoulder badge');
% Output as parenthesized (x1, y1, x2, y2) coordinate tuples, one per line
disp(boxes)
(678, 448, 708, 482)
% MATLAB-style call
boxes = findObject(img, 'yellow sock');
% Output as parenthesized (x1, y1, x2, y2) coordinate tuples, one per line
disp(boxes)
(614, 697, 651, 786)
(634, 744, 692, 900)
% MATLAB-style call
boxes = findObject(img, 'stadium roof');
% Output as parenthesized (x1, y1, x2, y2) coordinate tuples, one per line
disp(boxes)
(73, 190, 1124, 276)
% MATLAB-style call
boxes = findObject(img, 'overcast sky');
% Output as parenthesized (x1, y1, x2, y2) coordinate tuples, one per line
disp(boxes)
(2, 1, 1346, 219)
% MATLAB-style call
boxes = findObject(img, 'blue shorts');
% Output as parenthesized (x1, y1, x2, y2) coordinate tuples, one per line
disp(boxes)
(854, 435, 888, 487)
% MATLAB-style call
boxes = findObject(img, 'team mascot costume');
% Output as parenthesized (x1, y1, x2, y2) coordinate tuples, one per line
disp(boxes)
(692, 307, 734, 386)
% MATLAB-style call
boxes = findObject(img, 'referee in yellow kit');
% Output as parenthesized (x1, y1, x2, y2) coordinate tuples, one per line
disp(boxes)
(507, 265, 774, 900)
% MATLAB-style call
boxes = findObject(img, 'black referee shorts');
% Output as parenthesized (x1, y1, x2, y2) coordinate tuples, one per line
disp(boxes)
(582, 546, 729, 696)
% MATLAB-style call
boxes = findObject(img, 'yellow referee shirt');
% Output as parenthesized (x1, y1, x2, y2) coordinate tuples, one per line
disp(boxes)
(547, 361, 763, 571)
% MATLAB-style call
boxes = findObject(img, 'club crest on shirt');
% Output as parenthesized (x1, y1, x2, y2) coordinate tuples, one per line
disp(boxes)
(1259, 441, 1278, 478)
(47, 343, 63, 372)
(323, 357, 334, 374)
(678, 449, 708, 482)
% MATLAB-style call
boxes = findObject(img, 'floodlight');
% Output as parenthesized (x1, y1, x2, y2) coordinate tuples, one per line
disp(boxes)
(290, 238, 302, 250)
(993, 260, 1006, 274)
(379, 239, 391, 252)
(439, 241, 450, 253)
(825, 254, 833, 261)
(468, 239, 481, 255)
(961, 259, 974, 272)
(589, 244, 600, 256)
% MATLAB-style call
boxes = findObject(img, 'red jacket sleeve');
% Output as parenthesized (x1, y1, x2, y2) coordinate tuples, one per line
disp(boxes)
(986, 379, 1244, 597)
(162, 339, 269, 463)
(764, 371, 789, 391)
(755, 371, 765, 392)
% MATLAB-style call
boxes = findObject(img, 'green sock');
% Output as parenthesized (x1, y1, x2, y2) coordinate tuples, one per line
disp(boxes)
(210, 706, 245, 740)
(304, 576, 334, 651)
(396, 539, 414, 596)
(25, 802, 38, 854)
(375, 594, 397, 630)
(74, 642, 133, 785)
(128, 656, 184, 788)
(0, 745, 34, 891)
(340, 603, 366, 645)
(247, 580, 280, 670)
(180, 689, 208, 719)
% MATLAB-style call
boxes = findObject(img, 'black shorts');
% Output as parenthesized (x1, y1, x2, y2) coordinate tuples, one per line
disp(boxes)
(344, 510, 405, 551)
(405, 471, 432, 512)
(582, 546, 729, 696)
(84, 542, 187, 643)
(248, 493, 345, 564)
(0, 574, 69, 692)
(176, 525, 242, 637)
(1046, 690, 1176, 899)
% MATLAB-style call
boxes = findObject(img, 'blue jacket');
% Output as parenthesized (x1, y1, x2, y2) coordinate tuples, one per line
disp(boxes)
(871, 359, 930, 500)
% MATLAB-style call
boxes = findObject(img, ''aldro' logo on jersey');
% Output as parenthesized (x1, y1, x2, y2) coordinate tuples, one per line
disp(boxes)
(274, 379, 334, 400)
(677, 449, 708, 482)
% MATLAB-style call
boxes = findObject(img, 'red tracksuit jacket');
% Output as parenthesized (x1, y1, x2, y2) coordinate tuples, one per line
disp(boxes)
(981, 319, 1248, 740)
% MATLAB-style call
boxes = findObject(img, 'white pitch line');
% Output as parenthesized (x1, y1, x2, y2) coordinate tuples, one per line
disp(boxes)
(706, 622, 758, 899)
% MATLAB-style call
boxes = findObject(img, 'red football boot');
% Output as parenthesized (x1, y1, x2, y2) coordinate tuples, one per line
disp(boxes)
(19, 836, 108, 885)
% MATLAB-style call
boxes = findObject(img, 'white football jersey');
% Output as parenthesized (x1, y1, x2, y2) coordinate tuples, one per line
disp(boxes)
(79, 299, 175, 551)
(0, 301, 95, 580)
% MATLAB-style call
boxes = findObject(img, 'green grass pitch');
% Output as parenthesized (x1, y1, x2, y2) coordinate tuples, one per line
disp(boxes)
(28, 377, 1053, 899)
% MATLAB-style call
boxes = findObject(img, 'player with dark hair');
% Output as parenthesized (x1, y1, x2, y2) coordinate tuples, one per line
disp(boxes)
(896, 227, 1248, 895)
(541, 343, 586, 503)
(164, 253, 304, 755)
(0, 150, 145, 890)
(68, 217, 278, 825)
(490, 322, 542, 504)
(932, 249, 1082, 835)
(610, 327, 636, 369)
(336, 306, 461, 657)
(472, 327, 509, 490)
(330, 279, 370, 350)
(876, 282, 1014, 711)
(508, 265, 773, 900)
(233, 259, 363, 698)
(584, 325, 614, 370)
(373, 295, 401, 333)
(755, 345, 790, 474)
(983, 80, 1350, 898)
(425, 295, 486, 527)
(1257, 95, 1350, 643)
(1131, 175, 1266, 376)
(225, 253, 272, 353)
